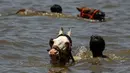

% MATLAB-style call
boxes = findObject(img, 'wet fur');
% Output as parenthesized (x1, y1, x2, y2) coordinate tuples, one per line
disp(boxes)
(77, 7, 105, 22)
(16, 8, 47, 15)
(48, 28, 75, 66)
(16, 4, 62, 16)
(89, 35, 107, 58)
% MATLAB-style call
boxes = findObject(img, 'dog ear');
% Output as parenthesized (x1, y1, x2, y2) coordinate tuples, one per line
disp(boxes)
(67, 28, 71, 37)
(76, 7, 81, 12)
(49, 38, 54, 48)
(58, 27, 64, 35)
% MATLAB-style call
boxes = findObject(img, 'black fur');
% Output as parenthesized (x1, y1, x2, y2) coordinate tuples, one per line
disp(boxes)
(94, 11, 105, 22)
(50, 4, 62, 13)
(90, 35, 105, 52)
(89, 35, 107, 58)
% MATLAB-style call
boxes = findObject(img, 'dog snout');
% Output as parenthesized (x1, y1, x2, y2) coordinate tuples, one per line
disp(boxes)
(48, 48, 58, 55)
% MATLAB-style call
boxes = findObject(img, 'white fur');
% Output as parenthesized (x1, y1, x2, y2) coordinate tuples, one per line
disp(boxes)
(53, 27, 71, 51)
(67, 29, 71, 37)
(58, 27, 64, 35)
(53, 36, 69, 50)
(25, 9, 36, 15)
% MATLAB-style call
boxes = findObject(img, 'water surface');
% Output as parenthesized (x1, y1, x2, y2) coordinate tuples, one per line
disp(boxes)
(0, 0, 130, 73)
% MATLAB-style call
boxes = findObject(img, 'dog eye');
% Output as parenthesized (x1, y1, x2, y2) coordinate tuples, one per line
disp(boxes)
(47, 49, 50, 52)
(49, 38, 54, 48)
(65, 42, 69, 45)
(65, 42, 70, 48)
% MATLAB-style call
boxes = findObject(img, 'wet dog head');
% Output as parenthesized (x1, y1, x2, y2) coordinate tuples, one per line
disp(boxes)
(89, 35, 107, 58)
(76, 7, 105, 22)
(50, 4, 62, 13)
(48, 27, 74, 65)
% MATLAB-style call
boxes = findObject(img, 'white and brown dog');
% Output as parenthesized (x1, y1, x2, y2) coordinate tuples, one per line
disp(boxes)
(48, 27, 75, 66)
(16, 4, 62, 16)
(16, 9, 47, 16)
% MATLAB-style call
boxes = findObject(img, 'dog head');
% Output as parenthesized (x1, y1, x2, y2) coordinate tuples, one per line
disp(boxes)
(50, 4, 62, 13)
(76, 7, 105, 22)
(89, 35, 106, 58)
(48, 27, 74, 65)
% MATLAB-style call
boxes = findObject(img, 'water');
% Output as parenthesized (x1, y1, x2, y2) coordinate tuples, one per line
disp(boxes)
(0, 0, 130, 73)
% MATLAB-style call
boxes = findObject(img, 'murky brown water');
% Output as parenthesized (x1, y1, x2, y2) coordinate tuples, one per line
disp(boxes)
(0, 0, 130, 73)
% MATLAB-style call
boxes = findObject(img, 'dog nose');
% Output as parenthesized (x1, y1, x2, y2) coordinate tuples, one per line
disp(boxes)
(48, 48, 58, 55)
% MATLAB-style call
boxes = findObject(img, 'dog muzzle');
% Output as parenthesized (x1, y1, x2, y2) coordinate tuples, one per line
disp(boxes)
(48, 45, 70, 64)
(48, 45, 63, 63)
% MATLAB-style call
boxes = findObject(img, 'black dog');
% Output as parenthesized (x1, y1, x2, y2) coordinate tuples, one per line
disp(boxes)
(77, 7, 105, 22)
(48, 27, 75, 66)
(50, 4, 62, 13)
(89, 35, 108, 58)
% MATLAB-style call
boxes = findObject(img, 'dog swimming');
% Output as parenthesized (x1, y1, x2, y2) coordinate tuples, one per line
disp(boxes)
(15, 4, 98, 22)
(77, 7, 106, 22)
(89, 35, 108, 58)
(47, 27, 75, 66)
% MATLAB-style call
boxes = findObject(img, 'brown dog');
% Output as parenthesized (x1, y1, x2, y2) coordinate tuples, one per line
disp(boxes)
(48, 27, 75, 66)
(77, 7, 105, 22)
(16, 9, 46, 16)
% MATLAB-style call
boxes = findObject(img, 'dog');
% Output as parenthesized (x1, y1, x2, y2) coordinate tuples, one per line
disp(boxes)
(77, 7, 105, 22)
(16, 4, 62, 16)
(89, 35, 108, 58)
(48, 27, 75, 66)
(50, 4, 62, 13)
(16, 8, 46, 16)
